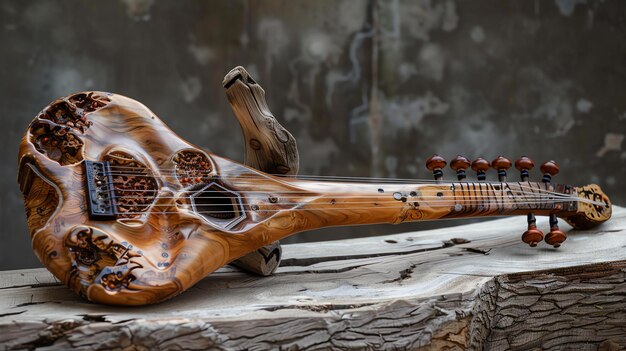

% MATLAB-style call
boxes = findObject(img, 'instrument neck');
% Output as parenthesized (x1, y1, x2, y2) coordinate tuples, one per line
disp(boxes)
(270, 178, 577, 232)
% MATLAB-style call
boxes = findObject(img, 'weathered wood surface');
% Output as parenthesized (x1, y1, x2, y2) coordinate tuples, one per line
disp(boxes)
(1, 206, 625, 350)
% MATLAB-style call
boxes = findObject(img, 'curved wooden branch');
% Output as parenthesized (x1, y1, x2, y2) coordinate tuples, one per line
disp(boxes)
(223, 66, 299, 276)
(223, 66, 299, 175)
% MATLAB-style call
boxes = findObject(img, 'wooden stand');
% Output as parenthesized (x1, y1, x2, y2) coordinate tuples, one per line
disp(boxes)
(224, 66, 298, 276)
(1, 206, 624, 350)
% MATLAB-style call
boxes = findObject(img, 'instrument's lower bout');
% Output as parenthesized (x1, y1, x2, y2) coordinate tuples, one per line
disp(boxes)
(17, 91, 612, 306)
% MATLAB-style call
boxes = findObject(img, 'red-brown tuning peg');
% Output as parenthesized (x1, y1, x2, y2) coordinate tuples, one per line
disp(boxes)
(540, 160, 560, 183)
(516, 156, 539, 245)
(545, 214, 566, 248)
(471, 157, 490, 181)
(492, 156, 512, 182)
(521, 213, 543, 247)
(450, 155, 470, 181)
(426, 154, 446, 181)
(515, 156, 535, 182)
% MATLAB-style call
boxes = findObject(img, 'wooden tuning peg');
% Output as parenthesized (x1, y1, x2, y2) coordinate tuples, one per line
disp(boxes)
(521, 213, 544, 247)
(492, 156, 512, 182)
(516, 156, 539, 246)
(471, 157, 490, 181)
(545, 214, 566, 248)
(450, 155, 470, 181)
(425, 154, 446, 181)
(515, 156, 534, 182)
(539, 160, 565, 247)
(540, 160, 559, 183)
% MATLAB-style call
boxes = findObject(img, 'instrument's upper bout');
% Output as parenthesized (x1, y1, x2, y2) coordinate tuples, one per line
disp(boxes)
(563, 184, 612, 229)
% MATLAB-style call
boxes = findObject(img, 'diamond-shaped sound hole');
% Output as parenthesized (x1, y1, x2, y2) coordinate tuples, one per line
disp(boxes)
(190, 182, 246, 230)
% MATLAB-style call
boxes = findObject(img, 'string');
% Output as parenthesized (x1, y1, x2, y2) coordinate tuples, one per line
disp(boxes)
(105, 171, 447, 184)
(100, 170, 580, 197)
(113, 200, 590, 215)
(100, 165, 538, 184)
(87, 166, 607, 211)
(108, 183, 580, 199)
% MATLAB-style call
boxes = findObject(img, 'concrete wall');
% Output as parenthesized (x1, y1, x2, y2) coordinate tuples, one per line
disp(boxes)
(1, 0, 624, 269)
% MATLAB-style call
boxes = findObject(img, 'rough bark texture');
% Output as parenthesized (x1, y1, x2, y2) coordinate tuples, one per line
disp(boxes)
(1, 207, 625, 350)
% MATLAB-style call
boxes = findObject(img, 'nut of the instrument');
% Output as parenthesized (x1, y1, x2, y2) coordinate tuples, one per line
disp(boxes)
(491, 156, 512, 170)
(471, 157, 490, 172)
(515, 156, 535, 171)
(450, 155, 470, 171)
(545, 229, 567, 248)
(426, 154, 447, 171)
(540, 160, 560, 176)
(522, 227, 544, 247)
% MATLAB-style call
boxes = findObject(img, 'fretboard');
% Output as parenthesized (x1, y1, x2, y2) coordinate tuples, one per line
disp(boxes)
(444, 181, 577, 217)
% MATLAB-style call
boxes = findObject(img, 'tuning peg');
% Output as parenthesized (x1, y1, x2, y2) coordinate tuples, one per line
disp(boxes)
(540, 160, 559, 183)
(492, 156, 512, 182)
(450, 155, 470, 181)
(426, 154, 446, 181)
(515, 156, 534, 182)
(522, 213, 544, 247)
(545, 214, 567, 248)
(471, 157, 490, 181)
(516, 156, 539, 246)
(539, 160, 565, 247)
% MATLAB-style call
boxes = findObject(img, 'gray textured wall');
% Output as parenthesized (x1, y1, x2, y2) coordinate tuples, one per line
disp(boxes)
(1, 0, 624, 270)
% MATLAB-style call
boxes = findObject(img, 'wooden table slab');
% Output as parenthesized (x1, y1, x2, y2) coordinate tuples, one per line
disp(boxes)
(1, 207, 625, 350)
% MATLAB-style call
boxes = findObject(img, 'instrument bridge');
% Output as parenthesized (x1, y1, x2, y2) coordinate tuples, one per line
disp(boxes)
(85, 160, 117, 219)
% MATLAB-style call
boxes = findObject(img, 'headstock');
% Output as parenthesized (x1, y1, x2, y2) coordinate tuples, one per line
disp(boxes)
(425, 154, 612, 248)
(562, 184, 612, 230)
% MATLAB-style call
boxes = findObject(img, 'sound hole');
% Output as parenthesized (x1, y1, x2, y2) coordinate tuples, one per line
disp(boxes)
(190, 183, 246, 230)
(173, 150, 214, 187)
(104, 151, 158, 218)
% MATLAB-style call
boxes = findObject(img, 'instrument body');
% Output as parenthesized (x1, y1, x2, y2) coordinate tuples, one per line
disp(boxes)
(17, 91, 612, 305)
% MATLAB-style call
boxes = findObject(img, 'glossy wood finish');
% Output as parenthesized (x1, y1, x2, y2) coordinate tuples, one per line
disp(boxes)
(540, 160, 560, 176)
(491, 155, 512, 171)
(514, 156, 534, 172)
(17, 91, 613, 305)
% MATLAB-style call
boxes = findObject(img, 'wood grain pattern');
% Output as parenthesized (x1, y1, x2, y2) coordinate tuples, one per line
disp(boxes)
(224, 66, 296, 276)
(223, 66, 299, 176)
(16, 88, 612, 306)
(1, 206, 625, 350)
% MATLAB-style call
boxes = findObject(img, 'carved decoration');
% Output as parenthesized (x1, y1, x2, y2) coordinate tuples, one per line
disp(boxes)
(38, 92, 110, 133)
(173, 150, 213, 186)
(29, 120, 84, 165)
(563, 184, 612, 229)
(65, 226, 142, 296)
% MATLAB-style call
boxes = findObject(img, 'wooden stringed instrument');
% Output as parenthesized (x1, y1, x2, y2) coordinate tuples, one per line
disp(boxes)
(17, 67, 612, 306)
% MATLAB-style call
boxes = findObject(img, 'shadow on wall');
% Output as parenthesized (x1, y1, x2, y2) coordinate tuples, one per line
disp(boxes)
(1, 0, 624, 269)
